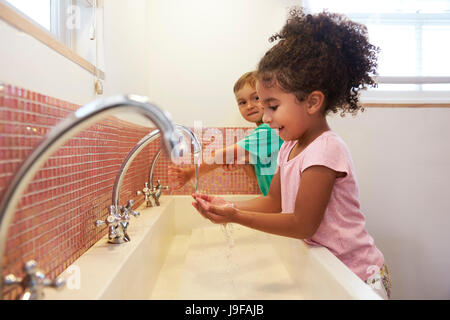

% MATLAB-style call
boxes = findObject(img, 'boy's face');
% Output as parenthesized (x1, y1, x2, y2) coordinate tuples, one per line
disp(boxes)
(235, 83, 264, 124)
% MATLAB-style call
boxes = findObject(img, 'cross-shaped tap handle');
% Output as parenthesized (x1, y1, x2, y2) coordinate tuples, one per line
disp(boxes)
(95, 205, 120, 227)
(3, 260, 65, 300)
(123, 199, 140, 217)
(155, 179, 169, 190)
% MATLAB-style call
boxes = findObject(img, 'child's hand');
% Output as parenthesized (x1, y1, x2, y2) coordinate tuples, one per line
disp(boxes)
(192, 196, 237, 224)
(192, 193, 229, 207)
(168, 165, 193, 190)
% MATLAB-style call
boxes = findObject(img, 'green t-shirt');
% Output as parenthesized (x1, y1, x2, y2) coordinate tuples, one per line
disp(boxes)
(237, 123, 284, 196)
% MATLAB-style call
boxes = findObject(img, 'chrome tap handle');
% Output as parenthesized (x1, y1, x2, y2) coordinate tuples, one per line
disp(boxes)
(129, 209, 140, 217)
(96, 202, 138, 244)
(95, 206, 120, 227)
(138, 182, 154, 207)
(142, 182, 151, 196)
(118, 205, 129, 220)
(95, 220, 105, 227)
(124, 199, 133, 209)
(3, 274, 22, 286)
(137, 182, 153, 207)
(43, 277, 66, 289)
(95, 214, 118, 227)
(3, 260, 65, 300)
(95, 206, 123, 242)
(155, 179, 169, 190)
(151, 180, 169, 206)
(124, 199, 140, 217)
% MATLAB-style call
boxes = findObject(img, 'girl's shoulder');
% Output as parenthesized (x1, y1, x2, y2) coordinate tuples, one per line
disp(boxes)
(307, 131, 349, 154)
(279, 131, 351, 166)
(301, 131, 354, 174)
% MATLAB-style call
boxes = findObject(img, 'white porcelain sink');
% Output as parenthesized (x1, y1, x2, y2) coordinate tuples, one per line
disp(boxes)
(43, 195, 381, 300)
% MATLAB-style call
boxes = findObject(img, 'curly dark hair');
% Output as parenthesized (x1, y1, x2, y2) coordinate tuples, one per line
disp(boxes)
(257, 8, 379, 116)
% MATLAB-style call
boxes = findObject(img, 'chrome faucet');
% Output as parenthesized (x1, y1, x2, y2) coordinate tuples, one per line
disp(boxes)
(137, 180, 167, 207)
(134, 124, 202, 207)
(114, 125, 201, 210)
(148, 125, 202, 205)
(3, 260, 65, 300)
(96, 200, 139, 243)
(0, 95, 187, 299)
(151, 179, 169, 206)
(139, 182, 154, 207)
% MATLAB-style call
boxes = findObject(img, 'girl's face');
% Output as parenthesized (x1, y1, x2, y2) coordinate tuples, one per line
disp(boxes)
(256, 81, 310, 141)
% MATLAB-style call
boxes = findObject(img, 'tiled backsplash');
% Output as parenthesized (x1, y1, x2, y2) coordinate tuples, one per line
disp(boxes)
(0, 83, 259, 299)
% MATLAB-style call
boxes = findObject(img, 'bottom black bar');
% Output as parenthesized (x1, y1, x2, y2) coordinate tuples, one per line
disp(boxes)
(0, 299, 447, 318)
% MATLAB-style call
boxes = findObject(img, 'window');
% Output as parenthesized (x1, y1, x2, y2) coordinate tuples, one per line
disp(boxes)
(5, 0, 71, 47)
(1, 0, 104, 81)
(5, 0, 51, 30)
(5, 0, 50, 29)
(303, 0, 450, 104)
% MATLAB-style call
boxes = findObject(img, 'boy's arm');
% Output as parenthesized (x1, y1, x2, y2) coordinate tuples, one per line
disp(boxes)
(196, 143, 251, 176)
(170, 142, 255, 189)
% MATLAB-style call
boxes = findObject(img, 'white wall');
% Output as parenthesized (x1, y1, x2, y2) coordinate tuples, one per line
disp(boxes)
(329, 108, 450, 299)
(146, 0, 297, 128)
(102, 0, 149, 98)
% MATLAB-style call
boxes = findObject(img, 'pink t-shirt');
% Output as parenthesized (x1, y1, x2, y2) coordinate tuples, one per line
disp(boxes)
(278, 130, 384, 281)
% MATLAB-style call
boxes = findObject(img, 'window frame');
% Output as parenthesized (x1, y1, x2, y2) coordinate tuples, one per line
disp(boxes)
(0, 0, 105, 79)
(302, 2, 450, 107)
(49, 0, 73, 49)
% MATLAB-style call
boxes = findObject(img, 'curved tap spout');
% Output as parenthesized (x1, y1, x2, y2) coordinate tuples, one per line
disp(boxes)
(111, 129, 160, 210)
(112, 124, 201, 210)
(149, 125, 202, 192)
(0, 95, 186, 299)
(175, 124, 202, 155)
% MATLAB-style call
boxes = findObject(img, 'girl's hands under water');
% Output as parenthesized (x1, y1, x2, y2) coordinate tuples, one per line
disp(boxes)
(191, 193, 237, 224)
(192, 193, 229, 206)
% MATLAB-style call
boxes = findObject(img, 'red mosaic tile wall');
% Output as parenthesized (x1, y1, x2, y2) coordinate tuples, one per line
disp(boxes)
(0, 83, 259, 299)
(154, 126, 260, 196)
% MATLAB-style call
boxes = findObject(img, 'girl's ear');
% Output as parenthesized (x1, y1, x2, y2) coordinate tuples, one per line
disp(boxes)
(306, 91, 325, 115)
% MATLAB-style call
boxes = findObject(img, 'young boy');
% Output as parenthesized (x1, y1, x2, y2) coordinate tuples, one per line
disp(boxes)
(168, 71, 283, 195)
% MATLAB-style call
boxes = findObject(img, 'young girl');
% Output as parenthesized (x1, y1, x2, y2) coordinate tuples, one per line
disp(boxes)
(192, 9, 392, 299)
